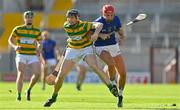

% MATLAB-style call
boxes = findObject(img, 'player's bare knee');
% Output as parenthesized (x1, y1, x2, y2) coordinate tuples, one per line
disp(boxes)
(17, 72, 24, 78)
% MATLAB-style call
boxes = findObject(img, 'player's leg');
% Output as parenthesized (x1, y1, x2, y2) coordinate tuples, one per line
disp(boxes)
(114, 55, 126, 90)
(99, 50, 116, 84)
(76, 64, 87, 91)
(44, 47, 77, 107)
(105, 44, 126, 107)
(54, 59, 75, 94)
(41, 63, 48, 90)
(15, 54, 27, 101)
(26, 61, 41, 101)
(84, 54, 119, 97)
(42, 59, 56, 90)
(113, 54, 126, 107)
(44, 59, 75, 107)
(15, 62, 26, 101)
(114, 55, 126, 91)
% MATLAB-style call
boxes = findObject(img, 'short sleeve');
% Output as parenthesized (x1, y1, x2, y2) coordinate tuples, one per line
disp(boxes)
(115, 16, 122, 31)
(87, 22, 93, 31)
(36, 31, 42, 41)
(63, 21, 69, 32)
(10, 27, 18, 38)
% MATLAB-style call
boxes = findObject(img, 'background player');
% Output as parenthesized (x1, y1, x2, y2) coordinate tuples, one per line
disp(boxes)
(41, 30, 61, 90)
(8, 11, 42, 101)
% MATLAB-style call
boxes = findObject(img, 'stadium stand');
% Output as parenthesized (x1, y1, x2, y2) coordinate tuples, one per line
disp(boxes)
(0, 13, 23, 52)
(51, 0, 73, 12)
(45, 14, 65, 30)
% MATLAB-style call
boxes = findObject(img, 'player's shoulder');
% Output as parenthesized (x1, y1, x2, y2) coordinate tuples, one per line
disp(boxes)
(79, 20, 87, 24)
(114, 15, 120, 21)
(80, 20, 93, 27)
(63, 21, 70, 28)
(32, 26, 41, 32)
(79, 20, 90, 23)
(94, 16, 104, 22)
(13, 24, 25, 30)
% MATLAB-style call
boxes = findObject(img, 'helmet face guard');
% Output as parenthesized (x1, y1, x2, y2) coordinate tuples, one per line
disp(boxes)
(24, 11, 34, 18)
(23, 11, 34, 25)
(66, 9, 80, 26)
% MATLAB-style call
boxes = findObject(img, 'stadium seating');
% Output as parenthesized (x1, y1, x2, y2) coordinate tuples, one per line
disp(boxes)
(41, 0, 73, 30)
(52, 0, 73, 12)
(46, 14, 65, 30)
(0, 13, 23, 52)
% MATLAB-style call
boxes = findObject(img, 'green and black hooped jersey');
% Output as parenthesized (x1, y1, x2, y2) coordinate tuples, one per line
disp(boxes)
(11, 24, 41, 55)
(63, 20, 94, 49)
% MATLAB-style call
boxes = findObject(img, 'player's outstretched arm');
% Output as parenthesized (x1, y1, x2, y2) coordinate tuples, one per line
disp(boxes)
(91, 22, 103, 41)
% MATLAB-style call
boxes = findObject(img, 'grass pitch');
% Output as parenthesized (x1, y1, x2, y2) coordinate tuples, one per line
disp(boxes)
(0, 82, 179, 110)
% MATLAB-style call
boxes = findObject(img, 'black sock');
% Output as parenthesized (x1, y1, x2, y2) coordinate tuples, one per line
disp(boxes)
(52, 93, 58, 100)
(27, 88, 32, 93)
(18, 93, 21, 97)
(107, 83, 113, 90)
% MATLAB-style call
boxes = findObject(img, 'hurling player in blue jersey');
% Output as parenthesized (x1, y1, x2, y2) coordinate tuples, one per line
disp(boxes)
(41, 31, 60, 90)
(94, 4, 127, 107)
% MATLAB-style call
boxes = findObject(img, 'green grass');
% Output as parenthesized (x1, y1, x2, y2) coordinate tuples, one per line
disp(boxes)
(0, 82, 180, 110)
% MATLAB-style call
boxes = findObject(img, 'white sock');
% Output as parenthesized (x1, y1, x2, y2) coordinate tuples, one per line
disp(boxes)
(119, 88, 123, 96)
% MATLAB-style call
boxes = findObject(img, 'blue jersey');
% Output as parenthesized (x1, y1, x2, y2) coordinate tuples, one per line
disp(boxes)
(42, 39, 56, 60)
(94, 16, 122, 46)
